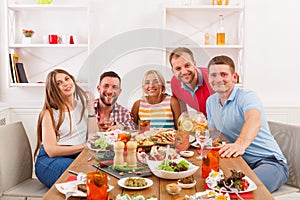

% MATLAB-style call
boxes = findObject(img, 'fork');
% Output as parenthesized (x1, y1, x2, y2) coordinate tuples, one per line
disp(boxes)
(228, 187, 244, 200)
(65, 191, 73, 200)
(222, 180, 244, 200)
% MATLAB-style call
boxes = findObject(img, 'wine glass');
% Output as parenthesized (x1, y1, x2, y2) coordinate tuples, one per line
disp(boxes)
(98, 119, 113, 132)
(195, 130, 210, 160)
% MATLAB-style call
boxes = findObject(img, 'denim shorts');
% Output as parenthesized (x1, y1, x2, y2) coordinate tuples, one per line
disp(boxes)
(35, 145, 79, 188)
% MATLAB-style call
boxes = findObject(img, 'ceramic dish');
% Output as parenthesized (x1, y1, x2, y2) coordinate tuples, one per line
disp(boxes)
(55, 180, 114, 197)
(117, 177, 153, 190)
(205, 170, 257, 194)
(177, 179, 197, 189)
(147, 158, 199, 179)
(189, 135, 195, 143)
(190, 141, 225, 149)
(166, 183, 182, 195)
(207, 176, 257, 194)
(179, 150, 194, 158)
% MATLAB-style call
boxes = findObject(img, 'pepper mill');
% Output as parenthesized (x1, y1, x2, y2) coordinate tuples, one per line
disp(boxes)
(126, 139, 137, 168)
(113, 140, 125, 167)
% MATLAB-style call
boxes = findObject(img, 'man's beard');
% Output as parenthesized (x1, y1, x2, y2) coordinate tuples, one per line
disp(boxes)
(179, 71, 195, 85)
(100, 96, 117, 106)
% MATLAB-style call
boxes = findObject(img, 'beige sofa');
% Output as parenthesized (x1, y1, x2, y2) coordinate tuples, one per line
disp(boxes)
(0, 122, 48, 200)
(268, 121, 300, 199)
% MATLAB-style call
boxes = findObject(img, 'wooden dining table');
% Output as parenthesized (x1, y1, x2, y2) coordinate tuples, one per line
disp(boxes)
(43, 145, 274, 200)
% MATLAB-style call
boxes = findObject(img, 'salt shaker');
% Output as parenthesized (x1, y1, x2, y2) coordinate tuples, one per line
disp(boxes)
(113, 140, 124, 167)
(126, 139, 137, 168)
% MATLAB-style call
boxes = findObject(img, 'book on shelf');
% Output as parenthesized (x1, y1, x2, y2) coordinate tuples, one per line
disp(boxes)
(9, 53, 20, 83)
(15, 63, 28, 83)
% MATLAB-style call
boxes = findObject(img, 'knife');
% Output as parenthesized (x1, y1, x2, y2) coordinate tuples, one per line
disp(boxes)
(68, 169, 79, 175)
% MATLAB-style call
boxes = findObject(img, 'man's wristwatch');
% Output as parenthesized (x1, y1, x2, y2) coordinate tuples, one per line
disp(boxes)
(88, 114, 96, 118)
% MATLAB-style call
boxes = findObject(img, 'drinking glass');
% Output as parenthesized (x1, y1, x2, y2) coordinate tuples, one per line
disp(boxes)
(138, 120, 150, 134)
(174, 130, 190, 153)
(86, 171, 108, 200)
(195, 130, 210, 160)
(98, 119, 113, 132)
(202, 148, 220, 178)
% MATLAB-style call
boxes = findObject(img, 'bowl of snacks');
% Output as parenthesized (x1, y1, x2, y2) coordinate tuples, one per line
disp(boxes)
(177, 176, 197, 189)
(147, 157, 199, 179)
(166, 183, 181, 195)
(136, 138, 155, 152)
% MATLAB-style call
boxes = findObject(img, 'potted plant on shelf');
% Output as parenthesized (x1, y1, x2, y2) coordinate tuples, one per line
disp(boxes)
(22, 29, 35, 44)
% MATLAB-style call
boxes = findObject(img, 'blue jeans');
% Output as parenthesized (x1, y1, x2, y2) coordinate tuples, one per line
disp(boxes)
(250, 156, 289, 193)
(35, 145, 79, 188)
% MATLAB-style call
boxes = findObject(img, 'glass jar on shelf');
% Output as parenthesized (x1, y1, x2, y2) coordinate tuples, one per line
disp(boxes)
(216, 14, 225, 45)
(212, 0, 229, 5)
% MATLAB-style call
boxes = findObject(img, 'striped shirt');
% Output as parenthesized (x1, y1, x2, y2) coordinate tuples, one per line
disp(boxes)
(138, 96, 175, 129)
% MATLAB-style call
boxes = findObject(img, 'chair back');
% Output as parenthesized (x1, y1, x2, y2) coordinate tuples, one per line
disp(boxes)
(268, 121, 300, 189)
(0, 121, 33, 193)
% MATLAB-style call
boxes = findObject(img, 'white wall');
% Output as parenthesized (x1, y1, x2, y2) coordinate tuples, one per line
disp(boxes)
(1, 0, 300, 150)
(244, 0, 300, 106)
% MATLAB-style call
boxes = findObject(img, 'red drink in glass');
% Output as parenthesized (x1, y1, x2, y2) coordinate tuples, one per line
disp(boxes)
(202, 148, 220, 178)
(86, 171, 108, 200)
(138, 120, 150, 134)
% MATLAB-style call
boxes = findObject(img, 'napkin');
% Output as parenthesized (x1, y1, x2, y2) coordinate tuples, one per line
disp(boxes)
(66, 175, 77, 182)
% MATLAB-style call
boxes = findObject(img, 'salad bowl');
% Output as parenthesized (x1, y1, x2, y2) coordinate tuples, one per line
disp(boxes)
(147, 158, 199, 179)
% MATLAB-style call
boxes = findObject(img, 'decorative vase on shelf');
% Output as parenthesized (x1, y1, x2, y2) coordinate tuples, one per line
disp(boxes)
(22, 37, 32, 44)
(22, 29, 35, 44)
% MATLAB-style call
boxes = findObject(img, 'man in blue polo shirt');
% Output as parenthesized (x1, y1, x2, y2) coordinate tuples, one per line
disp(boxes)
(206, 55, 288, 193)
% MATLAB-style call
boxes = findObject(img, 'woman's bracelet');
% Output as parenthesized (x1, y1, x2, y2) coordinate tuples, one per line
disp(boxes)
(88, 114, 96, 118)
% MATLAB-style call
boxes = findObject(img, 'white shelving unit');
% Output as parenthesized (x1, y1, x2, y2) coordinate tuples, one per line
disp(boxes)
(6, 0, 89, 87)
(163, 0, 244, 84)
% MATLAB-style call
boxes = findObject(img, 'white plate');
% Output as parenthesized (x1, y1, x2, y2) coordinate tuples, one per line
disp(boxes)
(179, 150, 194, 158)
(190, 141, 224, 149)
(177, 180, 197, 188)
(117, 177, 153, 190)
(189, 135, 195, 143)
(55, 180, 114, 197)
(207, 176, 257, 194)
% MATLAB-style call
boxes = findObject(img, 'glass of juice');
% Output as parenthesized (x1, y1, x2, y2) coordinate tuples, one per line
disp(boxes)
(138, 120, 150, 134)
(175, 130, 190, 153)
(86, 171, 108, 200)
(202, 148, 220, 178)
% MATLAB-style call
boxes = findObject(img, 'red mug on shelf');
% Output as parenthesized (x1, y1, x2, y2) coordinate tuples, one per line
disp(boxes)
(48, 35, 61, 44)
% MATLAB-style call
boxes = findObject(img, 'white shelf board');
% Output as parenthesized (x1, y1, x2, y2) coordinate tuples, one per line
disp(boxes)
(165, 5, 243, 11)
(8, 4, 88, 11)
(165, 45, 243, 49)
(9, 44, 88, 48)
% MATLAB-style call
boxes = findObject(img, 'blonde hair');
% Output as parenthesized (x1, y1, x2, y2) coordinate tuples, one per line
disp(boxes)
(142, 70, 166, 96)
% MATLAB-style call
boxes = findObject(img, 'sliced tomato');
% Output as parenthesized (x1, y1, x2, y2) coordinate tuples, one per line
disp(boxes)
(241, 178, 249, 191)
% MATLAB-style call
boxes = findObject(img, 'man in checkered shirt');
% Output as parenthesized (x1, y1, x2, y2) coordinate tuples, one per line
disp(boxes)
(94, 71, 135, 131)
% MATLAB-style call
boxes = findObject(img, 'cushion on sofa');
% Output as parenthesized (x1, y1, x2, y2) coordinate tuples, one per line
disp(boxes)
(268, 121, 300, 189)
